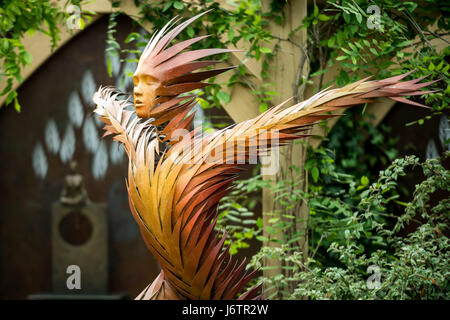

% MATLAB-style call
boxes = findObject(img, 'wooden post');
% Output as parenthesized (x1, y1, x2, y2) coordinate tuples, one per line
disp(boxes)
(260, 0, 309, 299)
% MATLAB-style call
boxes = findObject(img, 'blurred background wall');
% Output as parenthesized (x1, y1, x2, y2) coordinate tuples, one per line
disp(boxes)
(0, 15, 160, 299)
(0, 13, 246, 299)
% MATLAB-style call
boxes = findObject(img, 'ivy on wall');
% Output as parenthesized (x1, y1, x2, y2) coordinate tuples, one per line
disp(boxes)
(0, 0, 95, 111)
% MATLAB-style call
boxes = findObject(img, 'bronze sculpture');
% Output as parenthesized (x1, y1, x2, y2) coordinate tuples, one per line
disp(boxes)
(92, 12, 435, 300)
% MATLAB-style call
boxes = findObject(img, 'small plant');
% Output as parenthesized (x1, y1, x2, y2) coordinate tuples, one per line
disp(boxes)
(216, 174, 267, 255)
(241, 152, 449, 299)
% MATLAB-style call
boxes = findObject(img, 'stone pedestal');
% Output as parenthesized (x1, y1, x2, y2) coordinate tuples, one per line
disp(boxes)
(51, 202, 108, 294)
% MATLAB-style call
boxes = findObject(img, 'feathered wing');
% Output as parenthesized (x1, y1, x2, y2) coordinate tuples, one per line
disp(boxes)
(93, 70, 434, 300)
(144, 71, 436, 299)
(92, 89, 157, 162)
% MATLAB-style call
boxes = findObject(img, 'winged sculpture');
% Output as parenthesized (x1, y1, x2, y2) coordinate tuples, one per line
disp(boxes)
(92, 12, 435, 300)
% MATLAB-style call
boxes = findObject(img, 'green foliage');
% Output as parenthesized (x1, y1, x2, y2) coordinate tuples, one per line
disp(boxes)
(322, 110, 399, 176)
(0, 0, 93, 111)
(105, 11, 120, 77)
(303, 0, 448, 121)
(246, 153, 450, 299)
(216, 174, 266, 255)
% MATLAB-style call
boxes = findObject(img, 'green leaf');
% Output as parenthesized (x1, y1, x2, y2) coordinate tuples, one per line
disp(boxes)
(14, 96, 20, 112)
(23, 52, 32, 65)
(268, 218, 279, 224)
(341, 48, 351, 55)
(1, 39, 9, 51)
(26, 29, 36, 37)
(259, 103, 268, 113)
(397, 40, 413, 47)
(348, 43, 357, 52)
(318, 14, 330, 21)
(428, 62, 435, 71)
(5, 90, 16, 105)
(311, 167, 319, 183)
(197, 98, 211, 109)
(78, 17, 85, 30)
(125, 32, 140, 43)
(256, 217, 263, 228)
(361, 176, 369, 186)
(403, 2, 418, 11)
(256, 235, 268, 242)
(217, 91, 230, 104)
(187, 26, 195, 38)
(310, 69, 327, 77)
(228, 28, 234, 42)
(162, 1, 173, 12)
(106, 56, 112, 77)
(244, 231, 253, 239)
(259, 47, 272, 54)
(328, 37, 335, 48)
(173, 1, 184, 10)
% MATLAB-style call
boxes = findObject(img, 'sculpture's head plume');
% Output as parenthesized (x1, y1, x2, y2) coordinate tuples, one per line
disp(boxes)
(133, 11, 235, 124)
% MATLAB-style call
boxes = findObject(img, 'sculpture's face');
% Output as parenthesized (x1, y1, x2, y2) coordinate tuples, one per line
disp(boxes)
(133, 71, 161, 118)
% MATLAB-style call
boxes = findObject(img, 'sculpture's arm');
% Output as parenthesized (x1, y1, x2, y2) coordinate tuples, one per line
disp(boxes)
(92, 88, 158, 161)
(130, 70, 435, 299)
(174, 70, 436, 170)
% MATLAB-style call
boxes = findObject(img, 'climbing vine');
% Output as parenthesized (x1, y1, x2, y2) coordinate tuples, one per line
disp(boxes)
(0, 0, 94, 111)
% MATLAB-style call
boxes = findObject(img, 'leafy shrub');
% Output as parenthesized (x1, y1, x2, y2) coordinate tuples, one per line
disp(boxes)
(242, 153, 449, 299)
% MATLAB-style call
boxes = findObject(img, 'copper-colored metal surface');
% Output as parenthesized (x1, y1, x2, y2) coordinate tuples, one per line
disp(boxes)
(132, 11, 235, 125)
(93, 12, 435, 300)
